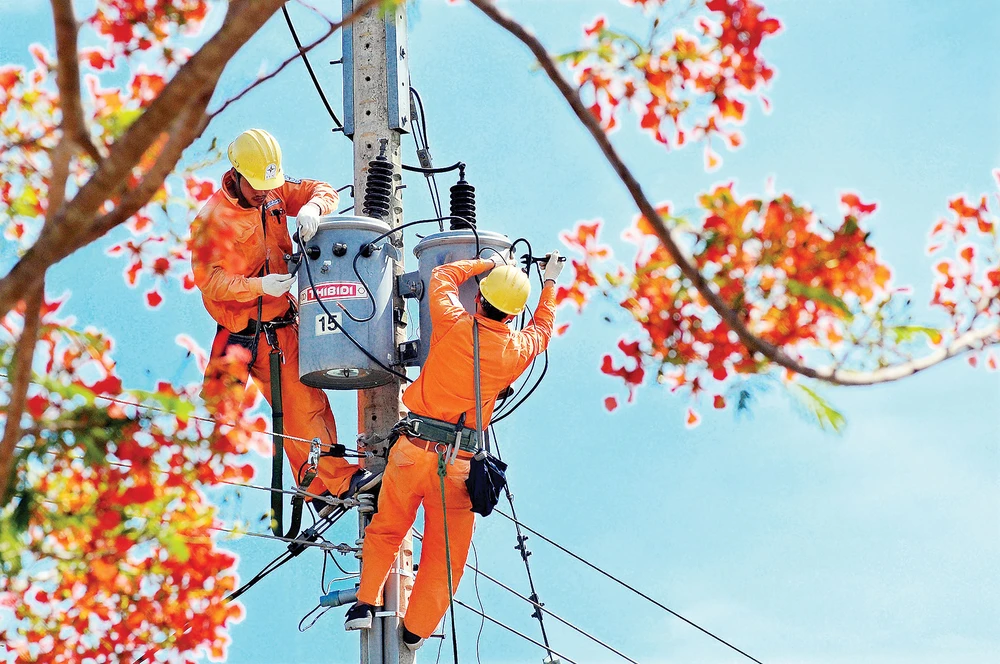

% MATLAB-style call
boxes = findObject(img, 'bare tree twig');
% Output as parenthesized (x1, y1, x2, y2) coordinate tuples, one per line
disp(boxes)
(0, 280, 45, 503)
(50, 0, 103, 162)
(208, 0, 380, 120)
(469, 0, 999, 386)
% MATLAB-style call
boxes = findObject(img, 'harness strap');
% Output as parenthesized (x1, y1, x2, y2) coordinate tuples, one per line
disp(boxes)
(472, 319, 487, 456)
(437, 450, 460, 662)
(269, 347, 284, 537)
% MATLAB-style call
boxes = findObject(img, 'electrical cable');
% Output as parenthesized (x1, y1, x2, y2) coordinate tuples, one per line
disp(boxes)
(333, 216, 483, 324)
(490, 429, 555, 658)
(471, 541, 486, 664)
(408, 86, 443, 219)
(453, 599, 579, 664)
(281, 5, 344, 129)
(463, 558, 639, 664)
(401, 161, 464, 174)
(493, 509, 766, 664)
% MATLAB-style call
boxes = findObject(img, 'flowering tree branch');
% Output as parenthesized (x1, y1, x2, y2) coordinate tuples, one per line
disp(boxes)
(469, 0, 999, 386)
(0, 0, 289, 319)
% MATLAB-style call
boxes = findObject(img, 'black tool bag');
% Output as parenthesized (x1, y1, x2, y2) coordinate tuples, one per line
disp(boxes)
(466, 449, 508, 517)
(464, 319, 508, 517)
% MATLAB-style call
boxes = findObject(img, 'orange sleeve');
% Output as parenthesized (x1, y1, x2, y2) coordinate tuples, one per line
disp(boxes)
(429, 259, 494, 340)
(190, 208, 264, 303)
(278, 177, 339, 216)
(510, 282, 557, 373)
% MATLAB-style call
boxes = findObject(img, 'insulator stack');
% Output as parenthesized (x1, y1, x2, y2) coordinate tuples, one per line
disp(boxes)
(362, 141, 394, 220)
(449, 169, 476, 230)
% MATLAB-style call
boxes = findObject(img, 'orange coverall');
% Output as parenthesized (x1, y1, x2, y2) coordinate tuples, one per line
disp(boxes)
(357, 259, 557, 638)
(191, 169, 358, 497)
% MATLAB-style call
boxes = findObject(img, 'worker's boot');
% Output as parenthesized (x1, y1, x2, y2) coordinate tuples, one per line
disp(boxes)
(402, 624, 425, 651)
(342, 468, 382, 498)
(344, 602, 375, 630)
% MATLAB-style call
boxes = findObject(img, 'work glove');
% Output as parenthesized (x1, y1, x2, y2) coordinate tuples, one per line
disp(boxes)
(297, 202, 322, 242)
(260, 273, 295, 297)
(541, 250, 565, 283)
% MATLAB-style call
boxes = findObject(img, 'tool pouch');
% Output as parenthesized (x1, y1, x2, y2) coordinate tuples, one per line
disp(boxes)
(465, 451, 508, 517)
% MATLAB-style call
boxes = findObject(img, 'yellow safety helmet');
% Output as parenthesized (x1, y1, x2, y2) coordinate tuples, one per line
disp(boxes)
(479, 265, 530, 315)
(228, 129, 284, 190)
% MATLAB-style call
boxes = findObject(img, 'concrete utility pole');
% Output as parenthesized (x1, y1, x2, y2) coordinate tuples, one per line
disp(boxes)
(343, 1, 414, 663)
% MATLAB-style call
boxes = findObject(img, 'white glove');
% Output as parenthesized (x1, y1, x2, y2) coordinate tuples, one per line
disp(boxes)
(260, 273, 295, 297)
(297, 202, 322, 242)
(487, 254, 508, 269)
(542, 250, 565, 283)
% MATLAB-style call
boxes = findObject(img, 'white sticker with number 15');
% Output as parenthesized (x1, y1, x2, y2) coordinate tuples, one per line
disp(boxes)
(315, 312, 342, 336)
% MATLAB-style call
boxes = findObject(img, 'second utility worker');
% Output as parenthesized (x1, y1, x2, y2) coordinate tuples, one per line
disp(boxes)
(344, 251, 565, 649)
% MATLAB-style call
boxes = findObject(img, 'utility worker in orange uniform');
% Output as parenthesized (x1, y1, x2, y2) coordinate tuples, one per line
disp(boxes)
(344, 251, 565, 649)
(191, 128, 375, 500)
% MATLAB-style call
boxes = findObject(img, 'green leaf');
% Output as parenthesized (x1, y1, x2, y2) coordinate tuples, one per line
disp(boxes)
(161, 531, 191, 563)
(886, 325, 943, 345)
(790, 383, 846, 433)
(98, 108, 143, 140)
(786, 279, 851, 316)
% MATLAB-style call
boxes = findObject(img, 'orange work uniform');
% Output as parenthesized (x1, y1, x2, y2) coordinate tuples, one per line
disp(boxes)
(357, 259, 557, 638)
(191, 169, 358, 497)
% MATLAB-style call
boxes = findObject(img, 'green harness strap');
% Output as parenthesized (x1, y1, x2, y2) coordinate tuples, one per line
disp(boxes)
(438, 450, 460, 663)
(269, 348, 285, 537)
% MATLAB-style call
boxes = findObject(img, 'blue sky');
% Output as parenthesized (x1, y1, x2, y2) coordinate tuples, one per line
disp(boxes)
(2, 1, 999, 663)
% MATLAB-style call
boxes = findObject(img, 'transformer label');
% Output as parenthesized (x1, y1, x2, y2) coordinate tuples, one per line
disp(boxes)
(299, 282, 368, 305)
(315, 312, 342, 336)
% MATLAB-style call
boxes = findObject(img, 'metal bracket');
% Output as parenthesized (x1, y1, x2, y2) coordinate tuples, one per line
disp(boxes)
(379, 241, 402, 262)
(385, 5, 410, 132)
(341, 0, 355, 138)
(397, 270, 423, 300)
(398, 340, 420, 366)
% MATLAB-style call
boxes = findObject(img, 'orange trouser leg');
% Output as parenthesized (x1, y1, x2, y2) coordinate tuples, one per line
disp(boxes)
(205, 325, 357, 497)
(402, 445, 475, 639)
(357, 440, 424, 606)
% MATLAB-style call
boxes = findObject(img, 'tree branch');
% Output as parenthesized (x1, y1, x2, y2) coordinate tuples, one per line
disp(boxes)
(50, 0, 103, 162)
(0, 279, 44, 503)
(469, 0, 999, 386)
(89, 87, 215, 238)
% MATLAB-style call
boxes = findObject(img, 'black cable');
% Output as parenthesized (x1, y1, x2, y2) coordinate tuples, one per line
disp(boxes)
(411, 86, 430, 142)
(408, 86, 443, 218)
(453, 600, 579, 664)
(281, 5, 344, 129)
(298, 603, 332, 632)
(296, 234, 411, 383)
(401, 161, 464, 174)
(335, 216, 483, 323)
(490, 430, 555, 657)
(472, 541, 486, 664)
(493, 510, 766, 664)
(492, 254, 552, 422)
(464, 559, 639, 664)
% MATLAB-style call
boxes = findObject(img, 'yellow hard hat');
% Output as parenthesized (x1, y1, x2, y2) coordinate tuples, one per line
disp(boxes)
(479, 265, 530, 315)
(228, 129, 284, 190)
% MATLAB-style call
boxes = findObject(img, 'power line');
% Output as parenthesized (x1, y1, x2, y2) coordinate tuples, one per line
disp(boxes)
(281, 5, 344, 129)
(453, 599, 579, 664)
(464, 559, 639, 664)
(413, 530, 634, 663)
(494, 509, 766, 664)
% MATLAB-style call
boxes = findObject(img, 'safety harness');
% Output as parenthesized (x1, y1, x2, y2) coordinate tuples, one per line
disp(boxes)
(239, 201, 337, 540)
